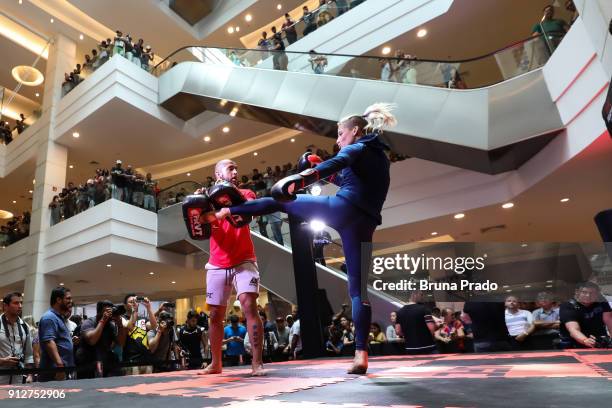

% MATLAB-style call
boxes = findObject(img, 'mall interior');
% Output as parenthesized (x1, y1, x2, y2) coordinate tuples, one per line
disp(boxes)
(0, 0, 611, 406)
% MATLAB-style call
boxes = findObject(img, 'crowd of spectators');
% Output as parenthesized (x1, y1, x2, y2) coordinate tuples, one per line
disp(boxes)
(0, 114, 29, 145)
(1, 281, 608, 384)
(62, 30, 155, 95)
(48, 160, 158, 226)
(0, 212, 30, 248)
(321, 283, 611, 357)
(0, 289, 302, 384)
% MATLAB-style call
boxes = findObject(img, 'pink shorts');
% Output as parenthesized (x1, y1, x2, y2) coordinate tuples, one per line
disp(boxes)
(205, 261, 260, 306)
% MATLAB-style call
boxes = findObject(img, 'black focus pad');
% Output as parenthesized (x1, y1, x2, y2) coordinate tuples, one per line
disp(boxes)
(297, 152, 322, 172)
(207, 181, 247, 209)
(182, 194, 213, 240)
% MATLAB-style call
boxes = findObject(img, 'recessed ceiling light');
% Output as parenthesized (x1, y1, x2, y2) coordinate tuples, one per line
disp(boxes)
(546, 280, 553, 283)
(245, 14, 252, 22)
(560, 198, 570, 203)
(72, 132, 79, 138)
(59, 282, 64, 286)
(290, 138, 295, 142)
(502, 285, 509, 288)
(1, 211, 14, 221)
(431, 232, 438, 236)
(69, 165, 74, 169)
(186, 172, 191, 176)
(524, 285, 531, 288)
(32, 179, 35, 184)
(277, 4, 282, 10)
(12, 66, 44, 86)
(235, 26, 240, 32)
(545, 284, 553, 288)
(381, 46, 391, 55)
(79, 34, 84, 40)
(521, 243, 528, 248)
(454, 213, 465, 219)
(149, 272, 154, 275)
(106, 264, 111, 268)
(12, 200, 16, 204)
(229, 108, 238, 117)
(220, 99, 227, 106)
(506, 289, 512, 292)
(502, 202, 514, 209)
(50, 18, 54, 23)
(227, 26, 234, 34)
(417, 28, 428, 38)
(171, 281, 176, 284)
(203, 136, 211, 142)
(35, 92, 40, 97)
(19, 0, 22, 4)
(28, 190, 32, 194)
(222, 126, 230, 133)
(253, 152, 258, 156)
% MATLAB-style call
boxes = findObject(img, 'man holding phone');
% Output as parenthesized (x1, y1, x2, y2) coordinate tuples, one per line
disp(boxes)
(223, 315, 247, 366)
(121, 294, 157, 374)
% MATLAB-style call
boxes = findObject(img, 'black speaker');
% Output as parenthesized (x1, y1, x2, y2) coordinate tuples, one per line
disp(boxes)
(594, 209, 612, 261)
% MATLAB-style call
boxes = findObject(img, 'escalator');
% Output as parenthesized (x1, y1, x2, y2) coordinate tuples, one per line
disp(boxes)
(156, 192, 402, 324)
(156, 35, 564, 174)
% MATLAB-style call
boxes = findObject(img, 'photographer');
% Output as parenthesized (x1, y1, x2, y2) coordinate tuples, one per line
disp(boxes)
(77, 300, 126, 378)
(0, 292, 33, 384)
(122, 294, 156, 374)
(147, 311, 181, 372)
(178, 310, 208, 369)
(560, 282, 612, 348)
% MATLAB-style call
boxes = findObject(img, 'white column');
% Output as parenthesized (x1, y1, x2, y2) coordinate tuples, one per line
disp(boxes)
(22, 34, 75, 320)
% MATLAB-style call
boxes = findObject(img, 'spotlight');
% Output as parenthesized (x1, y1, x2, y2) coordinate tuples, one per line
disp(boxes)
(310, 184, 322, 196)
(310, 220, 326, 232)
(72, 132, 80, 138)
(203, 136, 211, 142)
(277, 4, 282, 10)
(431, 232, 438, 236)
(227, 26, 234, 34)
(560, 198, 570, 203)
(454, 213, 465, 219)
(382, 46, 391, 55)
(290, 138, 295, 142)
(502, 202, 514, 209)
(222, 126, 230, 133)
(417, 29, 427, 38)
(186, 172, 191, 176)
(79, 34, 84, 40)
(245, 14, 252, 22)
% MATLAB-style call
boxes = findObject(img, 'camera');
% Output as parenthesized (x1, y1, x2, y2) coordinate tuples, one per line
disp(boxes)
(13, 353, 25, 370)
(136, 296, 145, 302)
(112, 304, 126, 316)
(158, 311, 175, 329)
(594, 335, 612, 348)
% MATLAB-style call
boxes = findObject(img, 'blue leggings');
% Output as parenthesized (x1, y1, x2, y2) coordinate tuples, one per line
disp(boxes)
(230, 195, 377, 350)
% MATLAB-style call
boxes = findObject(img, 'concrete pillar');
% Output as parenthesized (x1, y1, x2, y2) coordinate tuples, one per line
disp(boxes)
(22, 34, 75, 320)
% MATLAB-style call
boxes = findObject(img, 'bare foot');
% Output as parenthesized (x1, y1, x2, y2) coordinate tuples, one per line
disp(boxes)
(250, 364, 266, 377)
(347, 364, 367, 375)
(348, 350, 368, 374)
(197, 365, 222, 375)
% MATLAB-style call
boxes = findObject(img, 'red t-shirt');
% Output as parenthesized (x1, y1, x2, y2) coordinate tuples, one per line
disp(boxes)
(208, 189, 257, 268)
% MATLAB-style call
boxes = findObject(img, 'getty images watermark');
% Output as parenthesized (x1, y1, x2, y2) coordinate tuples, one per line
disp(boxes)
(371, 253, 499, 292)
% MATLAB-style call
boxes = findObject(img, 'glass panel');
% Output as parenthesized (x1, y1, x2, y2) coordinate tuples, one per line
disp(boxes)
(152, 34, 555, 89)
(158, 181, 203, 209)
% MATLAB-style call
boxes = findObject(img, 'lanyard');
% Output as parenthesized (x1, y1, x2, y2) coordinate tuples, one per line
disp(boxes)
(1, 314, 25, 355)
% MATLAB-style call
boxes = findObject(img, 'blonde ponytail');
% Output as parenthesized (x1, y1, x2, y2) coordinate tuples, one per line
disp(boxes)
(362, 103, 397, 133)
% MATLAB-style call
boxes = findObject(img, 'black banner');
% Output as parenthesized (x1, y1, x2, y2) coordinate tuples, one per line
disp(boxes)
(604, 79, 612, 138)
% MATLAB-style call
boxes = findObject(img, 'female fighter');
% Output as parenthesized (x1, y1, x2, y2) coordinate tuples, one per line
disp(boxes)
(212, 103, 396, 374)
